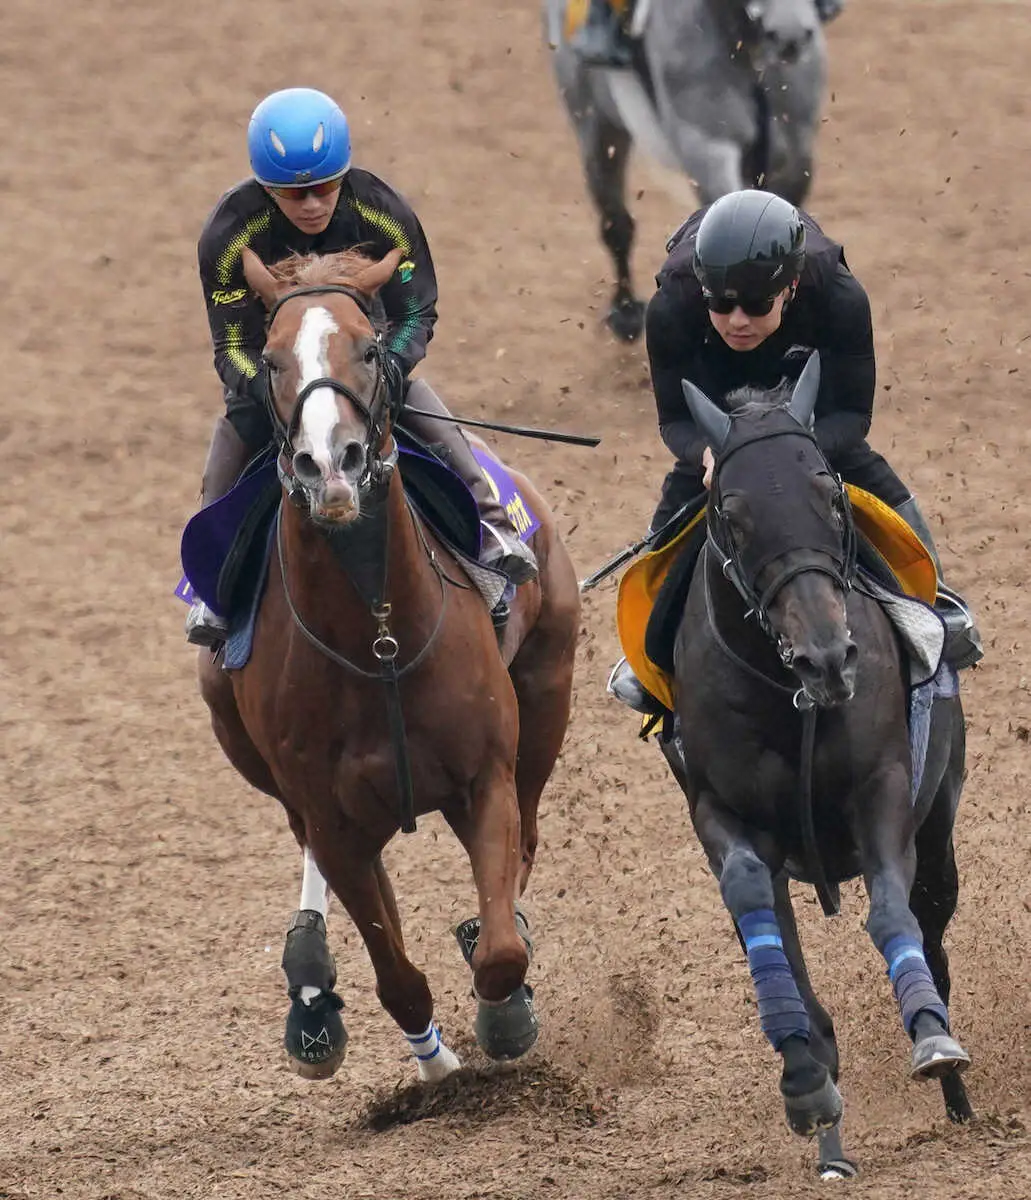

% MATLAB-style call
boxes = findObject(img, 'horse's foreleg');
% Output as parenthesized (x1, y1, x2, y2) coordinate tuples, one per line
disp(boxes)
(315, 837, 461, 1083)
(447, 765, 538, 1061)
(854, 768, 971, 1085)
(773, 873, 857, 1179)
(280, 845, 348, 1080)
(693, 793, 842, 1136)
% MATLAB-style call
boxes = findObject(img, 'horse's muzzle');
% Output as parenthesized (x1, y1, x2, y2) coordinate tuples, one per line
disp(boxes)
(790, 638, 858, 708)
(761, 24, 815, 66)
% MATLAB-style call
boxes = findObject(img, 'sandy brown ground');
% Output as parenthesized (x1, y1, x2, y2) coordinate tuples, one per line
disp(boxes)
(2, 1, 1030, 1196)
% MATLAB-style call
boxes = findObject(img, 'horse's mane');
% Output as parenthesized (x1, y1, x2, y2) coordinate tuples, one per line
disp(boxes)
(266, 248, 378, 289)
(725, 381, 793, 418)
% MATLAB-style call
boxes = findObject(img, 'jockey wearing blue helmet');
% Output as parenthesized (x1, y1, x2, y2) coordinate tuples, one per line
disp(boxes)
(186, 88, 537, 648)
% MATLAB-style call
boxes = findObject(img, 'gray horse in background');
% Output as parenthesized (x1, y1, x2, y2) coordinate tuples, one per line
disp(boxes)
(546, 0, 828, 340)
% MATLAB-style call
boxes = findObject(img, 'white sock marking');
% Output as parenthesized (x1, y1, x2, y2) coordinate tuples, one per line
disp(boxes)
(298, 846, 330, 1006)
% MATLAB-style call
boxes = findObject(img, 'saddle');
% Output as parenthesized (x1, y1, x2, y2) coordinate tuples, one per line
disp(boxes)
(179, 431, 539, 653)
(617, 486, 941, 714)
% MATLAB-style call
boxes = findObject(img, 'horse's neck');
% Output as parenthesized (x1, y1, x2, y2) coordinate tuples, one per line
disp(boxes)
(281, 474, 433, 628)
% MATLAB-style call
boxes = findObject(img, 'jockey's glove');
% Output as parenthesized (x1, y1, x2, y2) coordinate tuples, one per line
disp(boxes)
(383, 351, 407, 411)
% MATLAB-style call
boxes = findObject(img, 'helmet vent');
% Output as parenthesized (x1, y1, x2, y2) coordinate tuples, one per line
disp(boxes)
(269, 130, 287, 158)
(312, 123, 325, 152)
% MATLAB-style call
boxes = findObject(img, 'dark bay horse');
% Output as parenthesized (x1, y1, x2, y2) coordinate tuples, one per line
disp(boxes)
(547, 0, 827, 339)
(198, 246, 580, 1083)
(659, 356, 972, 1178)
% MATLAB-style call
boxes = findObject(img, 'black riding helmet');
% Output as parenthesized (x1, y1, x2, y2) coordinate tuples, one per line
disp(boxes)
(692, 190, 806, 300)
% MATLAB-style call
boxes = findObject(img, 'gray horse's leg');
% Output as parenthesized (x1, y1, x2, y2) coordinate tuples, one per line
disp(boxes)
(910, 703, 974, 1123)
(773, 873, 858, 1179)
(574, 106, 645, 340)
(692, 794, 842, 1136)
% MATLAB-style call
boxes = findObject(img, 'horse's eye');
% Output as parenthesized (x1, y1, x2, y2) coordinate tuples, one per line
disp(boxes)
(363, 345, 379, 365)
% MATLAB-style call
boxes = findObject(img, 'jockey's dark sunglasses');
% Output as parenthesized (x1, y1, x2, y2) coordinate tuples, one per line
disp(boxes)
(705, 293, 778, 318)
(264, 179, 342, 200)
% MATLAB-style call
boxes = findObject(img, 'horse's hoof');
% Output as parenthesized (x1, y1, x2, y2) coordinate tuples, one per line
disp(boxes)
(911, 1033, 971, 1081)
(474, 984, 539, 1061)
(605, 299, 645, 342)
(818, 1158, 859, 1181)
(284, 990, 348, 1080)
(782, 1074, 843, 1137)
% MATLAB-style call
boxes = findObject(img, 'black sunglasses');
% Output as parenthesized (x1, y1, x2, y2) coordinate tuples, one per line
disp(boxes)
(705, 293, 778, 317)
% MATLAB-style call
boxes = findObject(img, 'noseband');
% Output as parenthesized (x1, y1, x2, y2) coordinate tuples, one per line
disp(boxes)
(262, 285, 398, 498)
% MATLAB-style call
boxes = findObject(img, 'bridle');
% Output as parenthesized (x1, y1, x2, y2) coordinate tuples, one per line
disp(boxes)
(262, 284, 400, 504)
(705, 422, 857, 653)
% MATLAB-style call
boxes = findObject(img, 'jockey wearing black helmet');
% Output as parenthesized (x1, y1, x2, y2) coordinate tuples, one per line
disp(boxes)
(608, 188, 982, 714)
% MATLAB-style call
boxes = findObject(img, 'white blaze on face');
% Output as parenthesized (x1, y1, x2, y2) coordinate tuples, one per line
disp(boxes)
(293, 306, 341, 475)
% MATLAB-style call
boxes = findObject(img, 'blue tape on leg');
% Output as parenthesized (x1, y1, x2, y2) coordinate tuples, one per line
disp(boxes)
(738, 909, 809, 1050)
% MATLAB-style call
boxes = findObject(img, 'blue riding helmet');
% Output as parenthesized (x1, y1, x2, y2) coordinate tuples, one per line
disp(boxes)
(247, 88, 352, 187)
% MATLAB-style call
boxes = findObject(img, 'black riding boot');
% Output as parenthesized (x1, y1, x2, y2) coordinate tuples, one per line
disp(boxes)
(401, 379, 538, 588)
(185, 415, 255, 648)
(569, 0, 634, 67)
(893, 497, 984, 669)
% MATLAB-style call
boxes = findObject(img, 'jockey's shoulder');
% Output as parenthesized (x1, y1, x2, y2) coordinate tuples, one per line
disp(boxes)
(199, 179, 274, 253)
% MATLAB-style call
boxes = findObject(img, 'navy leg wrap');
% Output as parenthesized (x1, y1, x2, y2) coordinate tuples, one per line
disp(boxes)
(738, 909, 810, 1050)
(882, 936, 948, 1035)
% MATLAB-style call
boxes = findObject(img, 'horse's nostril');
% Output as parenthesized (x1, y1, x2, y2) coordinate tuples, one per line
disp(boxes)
(337, 440, 366, 479)
(293, 451, 321, 484)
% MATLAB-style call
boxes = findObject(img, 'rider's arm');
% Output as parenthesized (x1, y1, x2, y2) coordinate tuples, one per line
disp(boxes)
(812, 264, 875, 459)
(197, 201, 272, 406)
(646, 283, 709, 468)
(348, 175, 438, 377)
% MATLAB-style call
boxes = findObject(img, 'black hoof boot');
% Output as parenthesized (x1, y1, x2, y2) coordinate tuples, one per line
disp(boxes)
(780, 1037, 842, 1136)
(474, 984, 539, 1061)
(606, 297, 645, 342)
(455, 908, 538, 1061)
(284, 989, 348, 1080)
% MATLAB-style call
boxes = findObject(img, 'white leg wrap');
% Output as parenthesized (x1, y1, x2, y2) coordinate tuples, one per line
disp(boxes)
(405, 1021, 462, 1083)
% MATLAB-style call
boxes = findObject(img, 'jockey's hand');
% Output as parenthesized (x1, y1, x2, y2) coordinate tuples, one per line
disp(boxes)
(702, 446, 715, 490)
(383, 351, 406, 410)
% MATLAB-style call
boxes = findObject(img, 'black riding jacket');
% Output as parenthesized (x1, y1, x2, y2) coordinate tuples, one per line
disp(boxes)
(198, 170, 438, 407)
(646, 207, 876, 473)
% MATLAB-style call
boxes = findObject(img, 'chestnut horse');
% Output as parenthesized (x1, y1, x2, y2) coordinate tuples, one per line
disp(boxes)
(198, 246, 579, 1083)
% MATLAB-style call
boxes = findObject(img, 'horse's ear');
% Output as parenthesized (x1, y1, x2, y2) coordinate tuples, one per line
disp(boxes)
(787, 351, 821, 429)
(242, 248, 279, 309)
(682, 379, 731, 451)
(353, 247, 405, 298)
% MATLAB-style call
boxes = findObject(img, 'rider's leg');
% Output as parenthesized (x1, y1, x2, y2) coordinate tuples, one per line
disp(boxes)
(400, 379, 538, 587)
(608, 464, 703, 714)
(185, 405, 262, 648)
(569, 0, 635, 68)
(834, 442, 983, 669)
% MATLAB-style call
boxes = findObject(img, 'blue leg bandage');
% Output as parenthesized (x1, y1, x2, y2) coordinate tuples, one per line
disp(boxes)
(738, 909, 810, 1050)
(881, 936, 948, 1035)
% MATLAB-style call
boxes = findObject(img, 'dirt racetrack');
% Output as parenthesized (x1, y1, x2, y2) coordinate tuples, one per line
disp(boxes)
(2, 1, 1030, 1196)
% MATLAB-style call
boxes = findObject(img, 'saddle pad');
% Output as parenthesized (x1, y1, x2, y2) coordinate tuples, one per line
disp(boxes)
(617, 484, 939, 714)
(177, 433, 537, 625)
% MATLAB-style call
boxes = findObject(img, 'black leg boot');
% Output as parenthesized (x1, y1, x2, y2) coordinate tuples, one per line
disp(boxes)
(894, 497, 984, 669)
(401, 380, 538, 589)
(185, 415, 256, 648)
